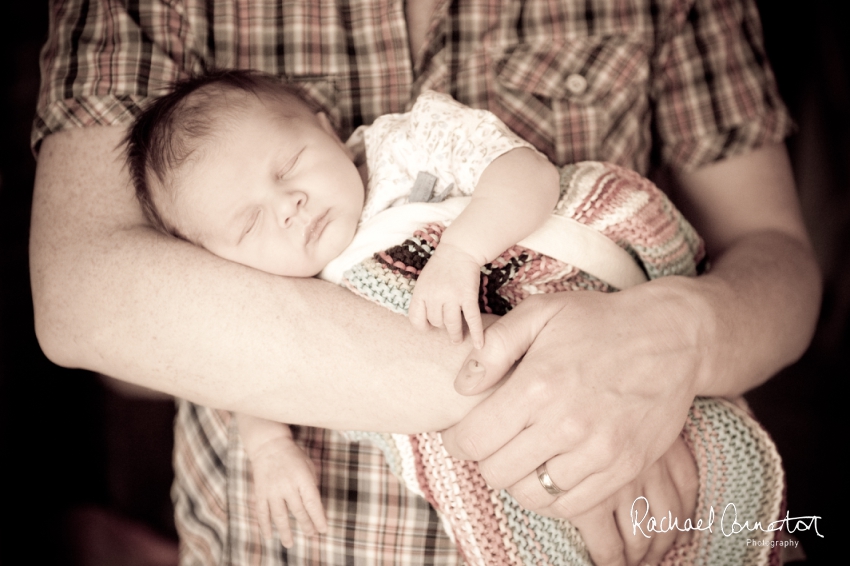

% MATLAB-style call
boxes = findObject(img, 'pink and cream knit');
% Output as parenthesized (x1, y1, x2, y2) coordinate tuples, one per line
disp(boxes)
(344, 161, 785, 565)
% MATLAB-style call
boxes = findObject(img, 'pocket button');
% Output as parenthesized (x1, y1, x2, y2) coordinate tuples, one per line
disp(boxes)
(565, 73, 588, 96)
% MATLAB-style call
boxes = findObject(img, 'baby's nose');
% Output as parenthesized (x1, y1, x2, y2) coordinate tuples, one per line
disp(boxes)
(277, 191, 308, 228)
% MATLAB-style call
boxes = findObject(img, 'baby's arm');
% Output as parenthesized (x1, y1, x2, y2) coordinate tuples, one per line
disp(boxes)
(409, 148, 560, 347)
(235, 413, 328, 547)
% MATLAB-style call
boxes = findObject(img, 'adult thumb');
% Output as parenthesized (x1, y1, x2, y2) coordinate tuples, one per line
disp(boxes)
(454, 295, 561, 395)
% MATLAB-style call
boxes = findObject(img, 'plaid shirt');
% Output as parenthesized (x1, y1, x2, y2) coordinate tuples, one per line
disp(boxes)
(35, 1, 792, 564)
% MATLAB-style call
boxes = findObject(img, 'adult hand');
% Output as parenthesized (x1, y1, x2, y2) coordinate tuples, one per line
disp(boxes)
(568, 437, 698, 566)
(441, 282, 705, 518)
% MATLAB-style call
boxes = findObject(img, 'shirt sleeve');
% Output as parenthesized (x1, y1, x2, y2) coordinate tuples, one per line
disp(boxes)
(361, 91, 539, 222)
(32, 0, 200, 153)
(404, 91, 539, 195)
(652, 0, 794, 171)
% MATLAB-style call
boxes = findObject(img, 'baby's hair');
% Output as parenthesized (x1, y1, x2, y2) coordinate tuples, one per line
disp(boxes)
(124, 69, 315, 237)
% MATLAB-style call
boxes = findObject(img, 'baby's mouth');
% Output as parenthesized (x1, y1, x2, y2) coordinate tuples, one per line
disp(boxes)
(304, 210, 329, 245)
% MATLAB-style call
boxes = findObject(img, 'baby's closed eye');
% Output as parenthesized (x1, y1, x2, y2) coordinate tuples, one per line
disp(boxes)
(240, 209, 262, 243)
(276, 148, 304, 180)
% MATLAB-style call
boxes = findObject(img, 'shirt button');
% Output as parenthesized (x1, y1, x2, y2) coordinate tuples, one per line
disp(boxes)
(565, 73, 588, 96)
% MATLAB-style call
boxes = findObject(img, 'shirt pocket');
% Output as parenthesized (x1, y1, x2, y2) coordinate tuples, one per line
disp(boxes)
(265, 1, 342, 126)
(493, 35, 650, 167)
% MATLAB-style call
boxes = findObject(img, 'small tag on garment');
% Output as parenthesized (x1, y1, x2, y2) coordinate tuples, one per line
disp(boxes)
(430, 183, 453, 203)
(409, 171, 439, 202)
(409, 171, 454, 203)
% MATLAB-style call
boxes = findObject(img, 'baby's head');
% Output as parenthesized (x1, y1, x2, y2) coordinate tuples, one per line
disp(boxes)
(126, 70, 365, 276)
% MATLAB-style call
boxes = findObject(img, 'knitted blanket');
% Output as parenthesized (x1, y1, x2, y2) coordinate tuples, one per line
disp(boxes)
(343, 162, 785, 565)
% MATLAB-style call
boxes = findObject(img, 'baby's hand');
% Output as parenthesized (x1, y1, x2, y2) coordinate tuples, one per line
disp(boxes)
(409, 242, 484, 348)
(250, 437, 328, 548)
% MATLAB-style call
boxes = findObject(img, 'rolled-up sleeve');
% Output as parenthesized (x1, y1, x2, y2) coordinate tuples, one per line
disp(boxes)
(32, 0, 199, 152)
(652, 0, 793, 171)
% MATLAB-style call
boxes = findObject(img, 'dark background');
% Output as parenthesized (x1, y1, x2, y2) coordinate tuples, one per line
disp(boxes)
(1, 2, 845, 564)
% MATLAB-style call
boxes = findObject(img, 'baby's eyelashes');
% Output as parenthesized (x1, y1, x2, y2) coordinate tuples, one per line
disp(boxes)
(238, 209, 262, 244)
(276, 148, 303, 180)
(249, 210, 261, 232)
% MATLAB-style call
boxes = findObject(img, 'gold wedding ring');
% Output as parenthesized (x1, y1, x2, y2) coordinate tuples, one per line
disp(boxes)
(536, 462, 564, 495)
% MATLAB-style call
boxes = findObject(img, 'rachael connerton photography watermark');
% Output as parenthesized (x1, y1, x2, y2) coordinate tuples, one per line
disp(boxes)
(629, 496, 823, 546)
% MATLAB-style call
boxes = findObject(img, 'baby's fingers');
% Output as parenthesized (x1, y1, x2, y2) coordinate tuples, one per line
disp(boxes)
(256, 499, 274, 541)
(301, 484, 329, 534)
(463, 301, 484, 349)
(444, 305, 464, 344)
(408, 295, 430, 331)
(425, 300, 444, 329)
(269, 499, 294, 548)
(287, 492, 320, 537)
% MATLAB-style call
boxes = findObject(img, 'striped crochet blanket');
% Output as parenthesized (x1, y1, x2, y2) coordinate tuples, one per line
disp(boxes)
(342, 162, 785, 565)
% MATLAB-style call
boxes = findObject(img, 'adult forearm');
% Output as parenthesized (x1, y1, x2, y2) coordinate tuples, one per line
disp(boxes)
(668, 142, 822, 397)
(685, 229, 821, 396)
(31, 126, 484, 432)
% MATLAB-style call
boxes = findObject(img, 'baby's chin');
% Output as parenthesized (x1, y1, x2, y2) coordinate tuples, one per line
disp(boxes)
(308, 228, 358, 277)
(288, 243, 352, 278)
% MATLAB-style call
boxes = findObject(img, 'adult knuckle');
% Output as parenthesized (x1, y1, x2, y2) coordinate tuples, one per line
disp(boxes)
(552, 413, 579, 441)
(525, 376, 554, 405)
(551, 495, 576, 518)
(484, 322, 513, 352)
(477, 460, 507, 489)
(596, 433, 624, 466)
(509, 483, 545, 512)
(552, 493, 595, 520)
(454, 432, 484, 460)
(608, 438, 642, 476)
(548, 414, 586, 447)
(576, 416, 596, 439)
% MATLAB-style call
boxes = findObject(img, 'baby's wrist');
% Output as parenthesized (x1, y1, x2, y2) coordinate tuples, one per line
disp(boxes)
(235, 414, 294, 456)
(435, 237, 487, 267)
(245, 433, 298, 461)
